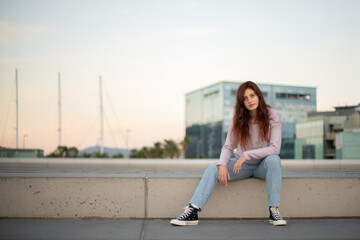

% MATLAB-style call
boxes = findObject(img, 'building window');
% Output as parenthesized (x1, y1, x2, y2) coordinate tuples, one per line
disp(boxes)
(231, 90, 267, 97)
(204, 90, 219, 98)
(276, 92, 311, 101)
(302, 145, 315, 159)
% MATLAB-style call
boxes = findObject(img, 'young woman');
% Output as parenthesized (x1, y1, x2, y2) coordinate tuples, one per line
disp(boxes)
(171, 81, 287, 226)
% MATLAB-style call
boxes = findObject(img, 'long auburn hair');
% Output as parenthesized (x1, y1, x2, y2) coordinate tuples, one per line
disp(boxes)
(232, 81, 270, 150)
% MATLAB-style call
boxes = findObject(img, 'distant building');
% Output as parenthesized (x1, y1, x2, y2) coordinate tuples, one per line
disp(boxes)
(295, 104, 360, 159)
(185, 81, 316, 159)
(0, 147, 44, 158)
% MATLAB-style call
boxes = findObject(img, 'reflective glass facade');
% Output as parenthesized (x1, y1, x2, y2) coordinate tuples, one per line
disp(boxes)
(185, 81, 317, 159)
(336, 131, 360, 159)
(295, 119, 325, 159)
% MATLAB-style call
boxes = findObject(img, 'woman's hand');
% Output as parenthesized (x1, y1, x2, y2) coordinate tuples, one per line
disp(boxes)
(218, 165, 230, 186)
(233, 155, 246, 173)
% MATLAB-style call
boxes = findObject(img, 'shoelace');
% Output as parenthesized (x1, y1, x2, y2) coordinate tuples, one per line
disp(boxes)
(178, 206, 193, 220)
(270, 207, 282, 220)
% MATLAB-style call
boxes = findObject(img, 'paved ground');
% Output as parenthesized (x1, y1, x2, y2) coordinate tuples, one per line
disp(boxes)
(0, 218, 360, 240)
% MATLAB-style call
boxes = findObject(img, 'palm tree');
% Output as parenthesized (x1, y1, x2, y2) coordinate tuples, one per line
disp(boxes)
(139, 147, 150, 158)
(57, 146, 69, 157)
(163, 139, 180, 159)
(112, 152, 124, 158)
(180, 136, 190, 158)
(130, 148, 139, 158)
(131, 147, 150, 158)
(149, 142, 164, 158)
(68, 147, 79, 158)
(80, 152, 92, 158)
(46, 145, 79, 158)
(95, 152, 109, 158)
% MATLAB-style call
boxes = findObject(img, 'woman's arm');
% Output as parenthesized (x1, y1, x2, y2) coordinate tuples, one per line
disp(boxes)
(217, 122, 235, 166)
(217, 122, 235, 186)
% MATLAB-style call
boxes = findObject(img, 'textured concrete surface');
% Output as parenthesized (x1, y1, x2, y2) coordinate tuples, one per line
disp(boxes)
(0, 219, 360, 240)
(0, 168, 360, 219)
(151, 178, 360, 218)
(0, 178, 145, 218)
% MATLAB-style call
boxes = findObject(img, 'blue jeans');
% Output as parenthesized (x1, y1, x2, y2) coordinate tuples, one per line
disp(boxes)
(190, 155, 282, 209)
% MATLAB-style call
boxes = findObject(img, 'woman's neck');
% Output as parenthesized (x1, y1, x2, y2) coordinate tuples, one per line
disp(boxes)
(250, 118, 258, 124)
(249, 110, 258, 124)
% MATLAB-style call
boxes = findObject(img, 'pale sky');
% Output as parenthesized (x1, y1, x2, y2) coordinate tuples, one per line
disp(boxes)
(0, 0, 359, 154)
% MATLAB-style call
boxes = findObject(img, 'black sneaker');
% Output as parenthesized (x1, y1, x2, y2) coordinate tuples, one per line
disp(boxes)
(170, 204, 199, 226)
(269, 206, 287, 226)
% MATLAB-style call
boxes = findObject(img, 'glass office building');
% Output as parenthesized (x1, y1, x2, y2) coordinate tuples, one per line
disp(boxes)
(295, 104, 360, 159)
(185, 81, 316, 159)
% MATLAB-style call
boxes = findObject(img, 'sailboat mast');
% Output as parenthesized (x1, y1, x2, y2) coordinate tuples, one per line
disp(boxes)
(58, 72, 62, 146)
(99, 76, 104, 155)
(15, 69, 19, 149)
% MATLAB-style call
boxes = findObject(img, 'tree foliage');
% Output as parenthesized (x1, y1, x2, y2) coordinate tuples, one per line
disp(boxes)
(45, 145, 122, 158)
(46, 136, 190, 159)
(46, 146, 78, 158)
(130, 137, 190, 159)
(112, 152, 124, 158)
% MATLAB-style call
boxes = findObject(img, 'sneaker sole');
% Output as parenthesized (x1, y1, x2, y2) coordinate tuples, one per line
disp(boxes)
(269, 219, 287, 226)
(170, 219, 199, 226)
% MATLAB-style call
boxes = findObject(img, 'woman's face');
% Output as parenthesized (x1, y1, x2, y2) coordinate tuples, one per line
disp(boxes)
(243, 88, 259, 112)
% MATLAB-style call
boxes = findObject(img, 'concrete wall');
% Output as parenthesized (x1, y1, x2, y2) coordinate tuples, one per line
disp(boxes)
(0, 178, 145, 219)
(0, 175, 359, 219)
(152, 178, 360, 219)
(0, 159, 359, 219)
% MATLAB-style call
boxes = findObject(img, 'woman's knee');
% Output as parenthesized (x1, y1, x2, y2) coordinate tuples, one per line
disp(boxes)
(264, 155, 281, 169)
(206, 162, 219, 175)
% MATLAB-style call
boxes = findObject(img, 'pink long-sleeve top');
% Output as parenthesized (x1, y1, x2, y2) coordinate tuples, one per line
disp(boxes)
(217, 107, 282, 166)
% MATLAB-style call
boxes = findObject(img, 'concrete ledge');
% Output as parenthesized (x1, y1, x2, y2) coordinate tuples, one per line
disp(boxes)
(152, 178, 360, 219)
(1, 158, 360, 169)
(0, 167, 359, 219)
(0, 178, 145, 218)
